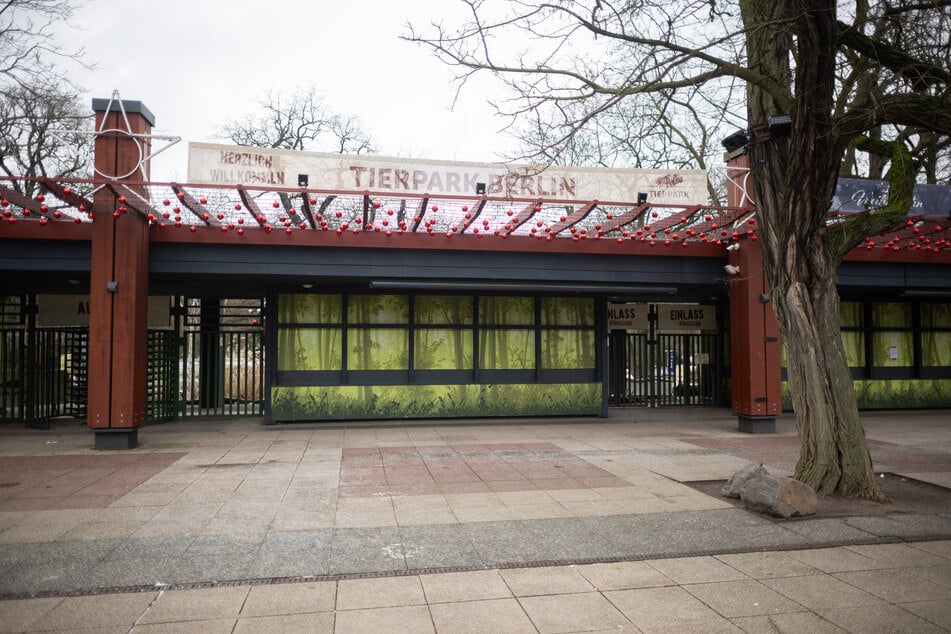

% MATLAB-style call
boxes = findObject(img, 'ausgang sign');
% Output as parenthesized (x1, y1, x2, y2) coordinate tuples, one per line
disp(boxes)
(186, 142, 709, 204)
(37, 295, 172, 328)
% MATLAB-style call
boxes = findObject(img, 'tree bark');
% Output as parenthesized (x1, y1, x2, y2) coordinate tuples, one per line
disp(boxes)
(774, 245, 884, 499)
(741, 0, 886, 501)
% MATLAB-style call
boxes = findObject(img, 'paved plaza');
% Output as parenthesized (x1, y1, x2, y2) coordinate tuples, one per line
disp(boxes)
(0, 408, 949, 632)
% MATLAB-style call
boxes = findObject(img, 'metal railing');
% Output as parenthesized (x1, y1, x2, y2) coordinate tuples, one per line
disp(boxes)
(178, 329, 264, 418)
(611, 332, 720, 407)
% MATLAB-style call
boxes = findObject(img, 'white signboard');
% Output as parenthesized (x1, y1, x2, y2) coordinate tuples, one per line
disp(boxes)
(37, 295, 172, 328)
(608, 303, 650, 331)
(187, 142, 709, 204)
(657, 304, 717, 332)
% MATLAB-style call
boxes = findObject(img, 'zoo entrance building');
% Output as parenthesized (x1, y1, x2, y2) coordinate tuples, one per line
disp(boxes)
(1, 98, 949, 448)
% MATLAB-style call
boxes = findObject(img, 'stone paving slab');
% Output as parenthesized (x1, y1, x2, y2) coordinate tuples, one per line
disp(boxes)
(0, 507, 947, 597)
(1, 542, 944, 633)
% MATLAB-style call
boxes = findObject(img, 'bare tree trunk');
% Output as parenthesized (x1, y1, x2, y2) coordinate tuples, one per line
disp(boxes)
(774, 252, 885, 499)
(742, 0, 886, 501)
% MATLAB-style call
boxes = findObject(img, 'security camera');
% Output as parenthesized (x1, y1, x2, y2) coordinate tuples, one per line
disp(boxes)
(724, 264, 740, 275)
(725, 243, 740, 251)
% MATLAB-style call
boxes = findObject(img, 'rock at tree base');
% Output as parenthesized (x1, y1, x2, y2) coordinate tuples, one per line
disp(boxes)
(723, 464, 819, 518)
(721, 463, 769, 498)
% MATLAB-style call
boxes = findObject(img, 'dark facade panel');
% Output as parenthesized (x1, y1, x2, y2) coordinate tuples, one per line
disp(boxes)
(838, 261, 951, 293)
(0, 240, 91, 272)
(147, 243, 729, 290)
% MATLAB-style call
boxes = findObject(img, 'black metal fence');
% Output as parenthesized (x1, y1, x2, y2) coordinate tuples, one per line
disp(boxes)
(0, 325, 264, 425)
(610, 331, 721, 407)
(178, 329, 264, 418)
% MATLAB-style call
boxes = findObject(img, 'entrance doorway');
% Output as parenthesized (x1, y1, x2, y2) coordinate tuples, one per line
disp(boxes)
(608, 303, 723, 407)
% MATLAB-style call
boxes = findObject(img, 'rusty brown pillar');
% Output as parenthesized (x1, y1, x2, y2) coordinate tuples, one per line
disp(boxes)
(87, 99, 154, 449)
(725, 151, 782, 433)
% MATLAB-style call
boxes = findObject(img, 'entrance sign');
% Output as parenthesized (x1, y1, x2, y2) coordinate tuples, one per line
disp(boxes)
(37, 295, 172, 328)
(187, 142, 709, 204)
(608, 303, 649, 331)
(657, 304, 716, 331)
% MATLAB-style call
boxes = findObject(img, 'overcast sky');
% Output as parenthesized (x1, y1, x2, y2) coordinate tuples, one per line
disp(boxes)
(62, 0, 513, 181)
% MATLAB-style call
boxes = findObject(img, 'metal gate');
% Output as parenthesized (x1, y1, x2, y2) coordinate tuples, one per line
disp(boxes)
(0, 325, 90, 429)
(610, 331, 721, 407)
(0, 295, 265, 425)
(178, 329, 264, 417)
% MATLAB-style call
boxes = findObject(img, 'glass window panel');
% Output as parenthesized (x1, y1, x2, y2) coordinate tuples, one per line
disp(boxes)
(277, 328, 341, 370)
(841, 331, 865, 367)
(479, 297, 535, 325)
(542, 329, 595, 369)
(479, 329, 535, 369)
(922, 332, 951, 366)
(415, 296, 473, 325)
(871, 302, 911, 328)
(541, 297, 594, 326)
(414, 329, 474, 370)
(347, 295, 408, 324)
(347, 328, 408, 370)
(872, 331, 913, 367)
(277, 294, 341, 324)
(921, 303, 951, 328)
(839, 302, 863, 327)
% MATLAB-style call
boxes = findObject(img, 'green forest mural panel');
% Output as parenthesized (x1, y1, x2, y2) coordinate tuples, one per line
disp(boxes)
(922, 303, 951, 366)
(415, 328, 474, 370)
(271, 382, 602, 421)
(783, 379, 951, 409)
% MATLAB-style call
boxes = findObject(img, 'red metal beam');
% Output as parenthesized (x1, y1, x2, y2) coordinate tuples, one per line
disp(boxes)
(0, 219, 92, 239)
(597, 202, 650, 233)
(170, 184, 220, 226)
(237, 186, 267, 227)
(313, 195, 336, 229)
(0, 183, 47, 215)
(38, 178, 95, 211)
(459, 197, 488, 234)
(548, 201, 599, 236)
(501, 200, 542, 237)
(299, 192, 318, 229)
(145, 222, 728, 256)
(410, 195, 430, 232)
(109, 184, 162, 221)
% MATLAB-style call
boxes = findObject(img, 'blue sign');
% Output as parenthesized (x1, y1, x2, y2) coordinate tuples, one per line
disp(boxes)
(833, 178, 951, 217)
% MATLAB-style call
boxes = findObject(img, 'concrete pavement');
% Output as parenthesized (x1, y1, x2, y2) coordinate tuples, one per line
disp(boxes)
(0, 408, 949, 632)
